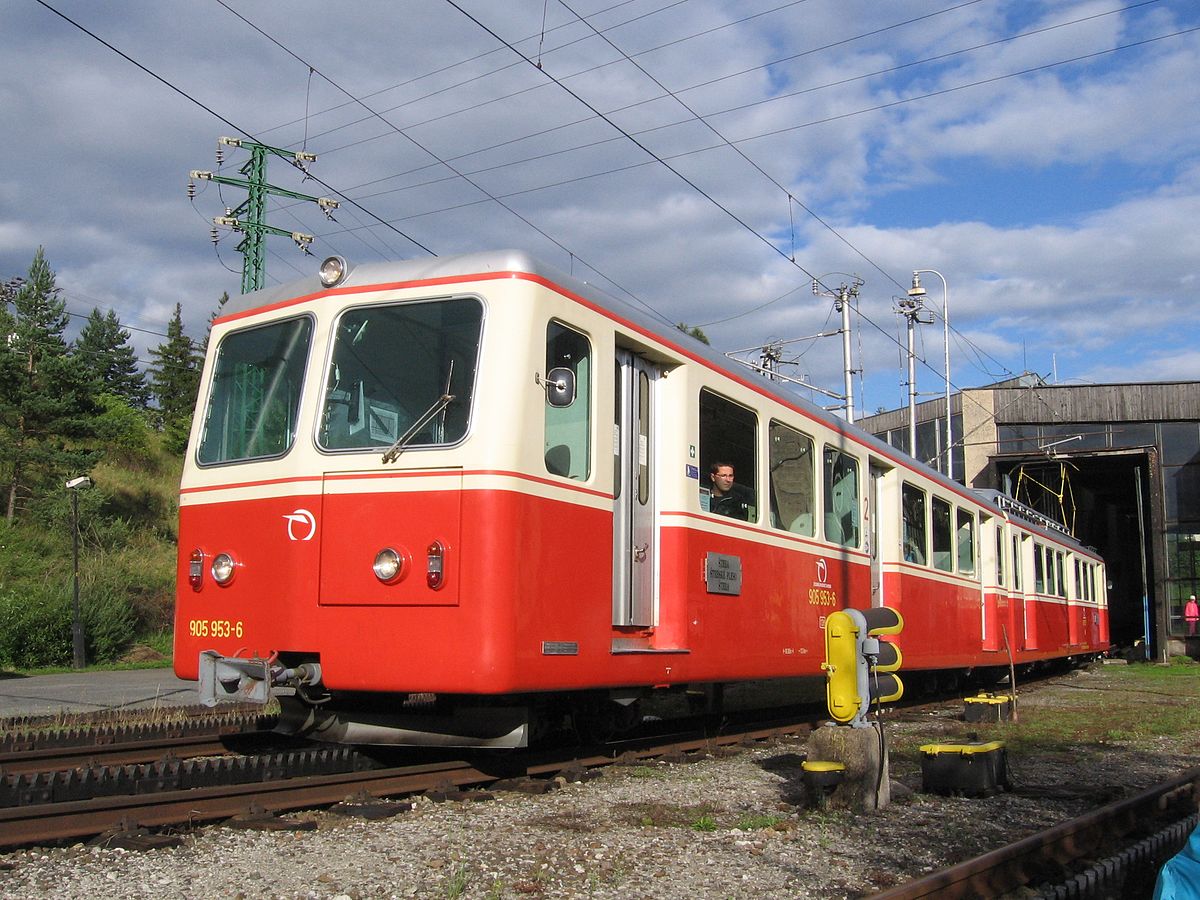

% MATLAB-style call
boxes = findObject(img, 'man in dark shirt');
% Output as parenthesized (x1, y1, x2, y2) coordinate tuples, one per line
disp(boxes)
(709, 461, 753, 520)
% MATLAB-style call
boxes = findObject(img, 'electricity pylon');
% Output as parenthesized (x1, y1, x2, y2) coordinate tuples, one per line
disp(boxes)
(190, 137, 339, 293)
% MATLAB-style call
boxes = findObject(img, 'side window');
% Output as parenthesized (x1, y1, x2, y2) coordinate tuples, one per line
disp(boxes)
(1013, 534, 1023, 591)
(901, 483, 927, 564)
(544, 322, 591, 479)
(1056, 551, 1066, 596)
(822, 447, 860, 547)
(1074, 558, 1081, 600)
(957, 509, 976, 576)
(931, 496, 952, 571)
(1034, 544, 1045, 593)
(769, 421, 814, 536)
(995, 528, 1005, 587)
(699, 389, 757, 522)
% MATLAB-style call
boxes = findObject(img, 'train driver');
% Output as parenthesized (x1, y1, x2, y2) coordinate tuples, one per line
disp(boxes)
(709, 462, 753, 521)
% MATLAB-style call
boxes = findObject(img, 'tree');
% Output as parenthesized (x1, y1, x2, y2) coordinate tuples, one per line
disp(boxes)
(199, 291, 229, 356)
(147, 303, 201, 454)
(0, 248, 99, 522)
(676, 322, 711, 345)
(75, 308, 150, 408)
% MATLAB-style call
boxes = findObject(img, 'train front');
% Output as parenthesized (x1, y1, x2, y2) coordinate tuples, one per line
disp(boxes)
(173, 255, 527, 747)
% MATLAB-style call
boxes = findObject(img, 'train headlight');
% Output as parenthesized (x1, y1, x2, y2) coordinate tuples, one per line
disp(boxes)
(211, 552, 237, 586)
(373, 548, 404, 584)
(319, 255, 348, 288)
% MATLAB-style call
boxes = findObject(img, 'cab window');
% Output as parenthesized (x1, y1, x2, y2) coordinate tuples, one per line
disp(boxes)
(199, 316, 312, 464)
(544, 322, 591, 479)
(769, 421, 814, 536)
(699, 390, 757, 521)
(319, 297, 481, 451)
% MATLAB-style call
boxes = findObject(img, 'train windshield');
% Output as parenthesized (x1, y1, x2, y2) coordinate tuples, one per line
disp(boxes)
(319, 296, 483, 451)
(197, 316, 314, 465)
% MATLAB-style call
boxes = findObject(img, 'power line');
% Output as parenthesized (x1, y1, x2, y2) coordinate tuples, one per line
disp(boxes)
(32, 0, 437, 259)
(214, 0, 676, 325)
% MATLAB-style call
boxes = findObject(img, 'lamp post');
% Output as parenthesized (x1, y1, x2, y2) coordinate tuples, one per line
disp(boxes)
(894, 296, 927, 458)
(66, 475, 92, 669)
(908, 270, 952, 480)
(812, 274, 863, 422)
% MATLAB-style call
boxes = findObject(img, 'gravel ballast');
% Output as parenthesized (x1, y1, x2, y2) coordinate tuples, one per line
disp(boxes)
(2, 665, 1197, 899)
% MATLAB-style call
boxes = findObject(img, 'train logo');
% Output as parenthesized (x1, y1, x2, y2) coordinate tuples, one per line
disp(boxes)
(815, 558, 829, 587)
(282, 509, 316, 542)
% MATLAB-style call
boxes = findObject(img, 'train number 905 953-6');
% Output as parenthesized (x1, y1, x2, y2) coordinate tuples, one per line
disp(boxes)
(187, 619, 244, 639)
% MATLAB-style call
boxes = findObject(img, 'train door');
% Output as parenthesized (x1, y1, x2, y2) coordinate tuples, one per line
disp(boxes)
(612, 350, 655, 627)
(869, 463, 886, 605)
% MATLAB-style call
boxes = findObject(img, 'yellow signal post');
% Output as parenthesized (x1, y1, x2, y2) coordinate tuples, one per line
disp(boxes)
(821, 607, 905, 728)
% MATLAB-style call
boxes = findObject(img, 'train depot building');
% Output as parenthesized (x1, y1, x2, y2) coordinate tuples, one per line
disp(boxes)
(861, 378, 1200, 662)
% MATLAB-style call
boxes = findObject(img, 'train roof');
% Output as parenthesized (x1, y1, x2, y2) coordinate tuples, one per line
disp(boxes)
(219, 249, 1093, 553)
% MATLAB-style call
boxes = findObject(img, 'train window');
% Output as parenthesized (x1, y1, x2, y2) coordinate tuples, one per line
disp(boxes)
(198, 316, 313, 465)
(319, 297, 482, 452)
(1056, 551, 1066, 597)
(699, 390, 757, 521)
(822, 447, 860, 547)
(1034, 543, 1045, 593)
(544, 322, 591, 479)
(901, 483, 927, 564)
(1074, 558, 1081, 600)
(769, 422, 814, 536)
(931, 497, 952, 571)
(995, 528, 1005, 587)
(1013, 535, 1023, 591)
(956, 509, 976, 576)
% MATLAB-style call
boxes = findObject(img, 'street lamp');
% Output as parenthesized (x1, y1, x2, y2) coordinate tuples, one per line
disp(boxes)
(908, 270, 952, 480)
(66, 475, 92, 669)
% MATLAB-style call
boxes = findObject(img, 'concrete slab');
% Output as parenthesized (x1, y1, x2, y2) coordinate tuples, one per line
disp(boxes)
(0, 669, 200, 719)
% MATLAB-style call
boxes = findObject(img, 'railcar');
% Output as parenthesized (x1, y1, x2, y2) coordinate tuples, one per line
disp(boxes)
(173, 250, 1109, 747)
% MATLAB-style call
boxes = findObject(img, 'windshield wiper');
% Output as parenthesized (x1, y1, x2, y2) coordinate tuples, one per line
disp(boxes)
(381, 363, 456, 464)
(381, 393, 455, 463)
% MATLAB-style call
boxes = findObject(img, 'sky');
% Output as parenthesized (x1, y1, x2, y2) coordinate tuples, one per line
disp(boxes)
(2, 0, 1199, 418)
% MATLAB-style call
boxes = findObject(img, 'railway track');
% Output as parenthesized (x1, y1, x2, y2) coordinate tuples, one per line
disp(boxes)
(875, 766, 1200, 899)
(0, 714, 811, 851)
(0, 709, 275, 775)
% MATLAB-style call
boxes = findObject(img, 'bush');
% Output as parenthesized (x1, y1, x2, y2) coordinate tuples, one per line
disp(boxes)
(0, 588, 73, 669)
(0, 582, 137, 669)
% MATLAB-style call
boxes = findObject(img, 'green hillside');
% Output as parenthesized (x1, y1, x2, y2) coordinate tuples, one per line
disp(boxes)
(0, 432, 181, 671)
(0, 247, 199, 672)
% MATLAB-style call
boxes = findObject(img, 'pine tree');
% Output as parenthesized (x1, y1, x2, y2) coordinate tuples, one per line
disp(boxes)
(200, 291, 229, 356)
(148, 302, 201, 453)
(75, 308, 150, 408)
(0, 248, 99, 522)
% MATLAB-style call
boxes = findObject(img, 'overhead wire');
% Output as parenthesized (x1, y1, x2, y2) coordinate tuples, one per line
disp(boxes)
(213, 0, 676, 325)
(32, 0, 437, 259)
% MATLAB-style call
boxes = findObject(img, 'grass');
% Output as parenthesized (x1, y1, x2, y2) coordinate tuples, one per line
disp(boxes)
(890, 662, 1200, 756)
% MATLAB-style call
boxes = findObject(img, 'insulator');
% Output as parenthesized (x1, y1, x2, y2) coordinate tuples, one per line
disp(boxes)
(210, 227, 219, 245)
(215, 146, 224, 165)
(187, 181, 195, 199)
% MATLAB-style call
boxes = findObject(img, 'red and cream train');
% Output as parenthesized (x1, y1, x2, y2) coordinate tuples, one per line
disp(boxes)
(173, 251, 1109, 746)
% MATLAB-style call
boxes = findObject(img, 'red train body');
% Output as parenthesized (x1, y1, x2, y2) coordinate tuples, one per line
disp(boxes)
(173, 252, 1109, 746)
